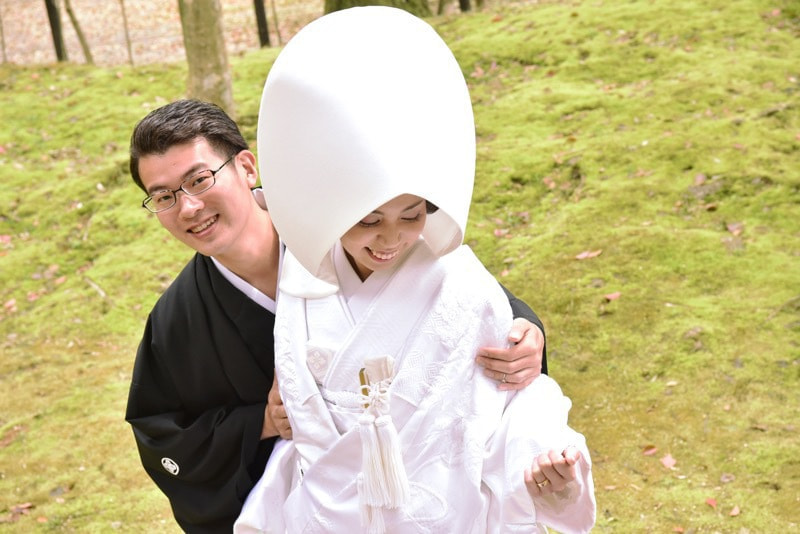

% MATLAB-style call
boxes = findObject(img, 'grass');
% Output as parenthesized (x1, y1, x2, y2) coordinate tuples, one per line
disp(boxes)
(1, 0, 798, 531)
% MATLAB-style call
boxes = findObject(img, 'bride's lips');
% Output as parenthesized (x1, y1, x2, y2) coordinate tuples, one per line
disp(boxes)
(367, 247, 399, 261)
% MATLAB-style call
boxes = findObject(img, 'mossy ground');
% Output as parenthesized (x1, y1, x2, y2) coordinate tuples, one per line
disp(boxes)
(1, 0, 798, 531)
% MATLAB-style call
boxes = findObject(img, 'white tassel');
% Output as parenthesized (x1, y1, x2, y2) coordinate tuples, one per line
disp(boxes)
(367, 506, 385, 534)
(358, 413, 387, 505)
(375, 414, 409, 507)
(357, 355, 406, 531)
(358, 476, 387, 534)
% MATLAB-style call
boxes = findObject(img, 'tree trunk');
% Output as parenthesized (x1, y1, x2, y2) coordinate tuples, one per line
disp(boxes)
(458, 0, 471, 12)
(270, 0, 282, 45)
(64, 0, 93, 64)
(253, 0, 270, 47)
(178, 0, 235, 119)
(0, 7, 7, 63)
(437, 0, 447, 16)
(324, 0, 432, 18)
(118, 0, 134, 65)
(44, 0, 68, 62)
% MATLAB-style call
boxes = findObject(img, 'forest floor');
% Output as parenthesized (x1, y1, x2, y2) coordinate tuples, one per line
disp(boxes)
(1, 0, 798, 532)
(0, 0, 322, 66)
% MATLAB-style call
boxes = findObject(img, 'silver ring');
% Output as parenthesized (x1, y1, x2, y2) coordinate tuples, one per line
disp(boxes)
(501, 373, 507, 383)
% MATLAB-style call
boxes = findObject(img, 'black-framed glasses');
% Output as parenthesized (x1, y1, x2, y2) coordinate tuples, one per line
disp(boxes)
(142, 155, 235, 213)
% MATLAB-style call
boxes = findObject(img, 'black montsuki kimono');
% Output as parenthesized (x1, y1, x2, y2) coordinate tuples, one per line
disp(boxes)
(126, 254, 278, 533)
(125, 253, 546, 533)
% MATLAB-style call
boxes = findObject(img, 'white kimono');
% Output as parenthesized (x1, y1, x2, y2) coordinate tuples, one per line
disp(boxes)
(236, 241, 595, 533)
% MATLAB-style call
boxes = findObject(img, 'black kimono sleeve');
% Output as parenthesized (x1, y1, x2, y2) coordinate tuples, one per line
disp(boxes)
(500, 283, 548, 375)
(125, 255, 277, 533)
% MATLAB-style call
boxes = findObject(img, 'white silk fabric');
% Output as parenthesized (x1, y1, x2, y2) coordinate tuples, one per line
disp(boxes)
(234, 242, 596, 533)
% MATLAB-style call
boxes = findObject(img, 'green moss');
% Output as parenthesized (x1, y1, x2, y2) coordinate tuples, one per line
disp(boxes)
(0, 0, 798, 531)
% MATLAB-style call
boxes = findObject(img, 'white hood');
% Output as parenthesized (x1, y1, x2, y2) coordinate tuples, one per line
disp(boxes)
(257, 6, 475, 279)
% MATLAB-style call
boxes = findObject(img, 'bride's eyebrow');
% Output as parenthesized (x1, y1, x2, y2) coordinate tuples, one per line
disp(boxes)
(402, 199, 425, 211)
(370, 199, 425, 215)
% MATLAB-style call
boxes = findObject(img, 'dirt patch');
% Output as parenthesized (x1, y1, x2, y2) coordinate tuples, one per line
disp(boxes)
(0, 0, 322, 66)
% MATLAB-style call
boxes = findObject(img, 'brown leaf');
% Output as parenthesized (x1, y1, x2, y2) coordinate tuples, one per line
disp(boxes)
(575, 249, 602, 260)
(642, 445, 658, 456)
(660, 453, 676, 469)
(672, 527, 685, 533)
(729, 505, 741, 517)
(706, 497, 717, 510)
(604, 291, 621, 301)
(726, 222, 744, 236)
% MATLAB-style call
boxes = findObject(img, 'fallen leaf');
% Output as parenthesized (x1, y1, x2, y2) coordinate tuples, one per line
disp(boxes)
(672, 527, 685, 533)
(642, 445, 658, 456)
(604, 291, 621, 301)
(706, 497, 717, 510)
(726, 222, 744, 236)
(730, 505, 741, 517)
(575, 249, 602, 260)
(720, 472, 736, 483)
(660, 453, 677, 469)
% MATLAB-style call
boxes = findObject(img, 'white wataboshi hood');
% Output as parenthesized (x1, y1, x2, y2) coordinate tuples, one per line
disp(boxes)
(257, 6, 475, 280)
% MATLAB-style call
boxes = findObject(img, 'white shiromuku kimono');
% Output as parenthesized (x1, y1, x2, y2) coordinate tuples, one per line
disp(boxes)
(243, 6, 596, 533)
(235, 239, 595, 533)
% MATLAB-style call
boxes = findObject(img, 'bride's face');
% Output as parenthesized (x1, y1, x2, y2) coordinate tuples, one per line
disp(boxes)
(340, 194, 427, 281)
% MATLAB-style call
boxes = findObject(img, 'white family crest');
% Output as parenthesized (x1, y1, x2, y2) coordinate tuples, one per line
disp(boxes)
(161, 457, 180, 475)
